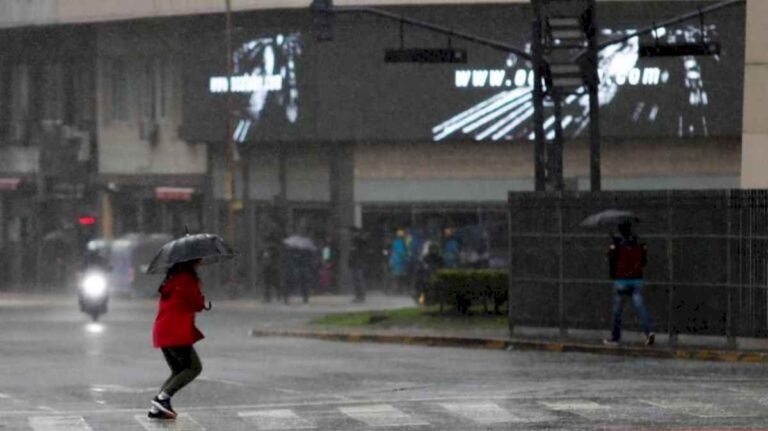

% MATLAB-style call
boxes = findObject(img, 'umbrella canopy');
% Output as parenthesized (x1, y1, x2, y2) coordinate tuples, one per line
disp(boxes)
(145, 233, 237, 274)
(580, 210, 639, 228)
(283, 234, 317, 251)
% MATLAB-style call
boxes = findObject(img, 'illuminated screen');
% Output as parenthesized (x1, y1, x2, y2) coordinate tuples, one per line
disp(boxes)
(181, 1, 744, 144)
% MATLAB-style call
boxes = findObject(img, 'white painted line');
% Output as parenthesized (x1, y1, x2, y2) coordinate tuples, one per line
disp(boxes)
(0, 393, 10, 399)
(238, 409, 316, 430)
(135, 413, 206, 430)
(90, 384, 155, 394)
(540, 400, 609, 411)
(339, 404, 429, 427)
(37, 406, 62, 413)
(440, 401, 523, 424)
(29, 416, 93, 431)
(640, 399, 751, 418)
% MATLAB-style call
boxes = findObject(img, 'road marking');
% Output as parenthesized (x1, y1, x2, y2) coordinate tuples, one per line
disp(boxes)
(439, 401, 522, 424)
(29, 416, 93, 431)
(198, 377, 249, 387)
(339, 404, 429, 427)
(238, 409, 316, 430)
(135, 413, 206, 430)
(640, 399, 750, 418)
(90, 384, 155, 394)
(540, 400, 610, 411)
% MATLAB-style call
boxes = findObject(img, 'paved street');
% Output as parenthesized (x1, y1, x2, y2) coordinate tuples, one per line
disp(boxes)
(2, 293, 768, 430)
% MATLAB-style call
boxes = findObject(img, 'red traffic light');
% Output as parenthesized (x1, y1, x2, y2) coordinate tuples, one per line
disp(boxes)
(78, 216, 97, 226)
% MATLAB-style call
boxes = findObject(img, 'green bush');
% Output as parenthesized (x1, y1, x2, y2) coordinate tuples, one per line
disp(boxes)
(425, 269, 508, 315)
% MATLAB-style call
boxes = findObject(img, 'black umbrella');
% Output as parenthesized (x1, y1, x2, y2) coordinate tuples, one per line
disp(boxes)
(145, 233, 237, 274)
(580, 210, 639, 228)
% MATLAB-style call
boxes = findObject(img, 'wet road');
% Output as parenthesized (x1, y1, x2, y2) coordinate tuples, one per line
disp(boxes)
(1, 294, 768, 430)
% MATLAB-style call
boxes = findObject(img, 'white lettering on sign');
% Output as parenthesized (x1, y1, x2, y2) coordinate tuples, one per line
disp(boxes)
(456, 67, 666, 89)
(209, 74, 284, 93)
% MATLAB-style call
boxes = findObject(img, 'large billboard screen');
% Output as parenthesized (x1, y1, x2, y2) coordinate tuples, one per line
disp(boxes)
(181, 1, 745, 144)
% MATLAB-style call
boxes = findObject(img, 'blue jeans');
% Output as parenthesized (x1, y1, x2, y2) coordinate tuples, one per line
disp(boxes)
(611, 279, 652, 341)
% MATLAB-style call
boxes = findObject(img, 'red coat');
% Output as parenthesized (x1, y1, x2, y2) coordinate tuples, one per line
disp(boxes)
(152, 272, 205, 348)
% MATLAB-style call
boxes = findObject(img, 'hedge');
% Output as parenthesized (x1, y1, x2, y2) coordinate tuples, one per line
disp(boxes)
(425, 269, 508, 315)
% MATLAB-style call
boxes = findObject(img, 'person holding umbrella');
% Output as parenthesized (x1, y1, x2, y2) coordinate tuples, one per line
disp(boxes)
(581, 212, 654, 347)
(145, 233, 236, 420)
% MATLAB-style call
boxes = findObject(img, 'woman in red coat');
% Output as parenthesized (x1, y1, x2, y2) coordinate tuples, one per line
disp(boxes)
(148, 259, 207, 420)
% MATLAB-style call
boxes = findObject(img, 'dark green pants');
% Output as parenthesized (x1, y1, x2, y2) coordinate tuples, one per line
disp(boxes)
(160, 346, 202, 397)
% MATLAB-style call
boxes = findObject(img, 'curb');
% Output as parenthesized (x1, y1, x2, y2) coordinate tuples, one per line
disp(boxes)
(249, 329, 768, 364)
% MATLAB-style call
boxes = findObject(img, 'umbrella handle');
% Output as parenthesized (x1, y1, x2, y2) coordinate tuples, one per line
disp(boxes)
(204, 301, 212, 311)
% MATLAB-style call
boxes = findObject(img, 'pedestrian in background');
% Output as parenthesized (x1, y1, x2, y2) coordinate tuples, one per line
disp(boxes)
(389, 229, 410, 294)
(349, 228, 369, 303)
(149, 259, 207, 420)
(604, 221, 655, 346)
(260, 233, 281, 303)
(442, 228, 461, 269)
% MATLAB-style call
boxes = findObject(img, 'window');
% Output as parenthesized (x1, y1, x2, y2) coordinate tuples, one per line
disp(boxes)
(109, 58, 128, 122)
(142, 58, 168, 121)
(41, 63, 63, 122)
(9, 65, 29, 141)
(0, 63, 10, 138)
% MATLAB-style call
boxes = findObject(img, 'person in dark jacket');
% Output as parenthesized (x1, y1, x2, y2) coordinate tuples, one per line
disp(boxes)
(148, 259, 207, 420)
(349, 229, 369, 303)
(604, 221, 654, 346)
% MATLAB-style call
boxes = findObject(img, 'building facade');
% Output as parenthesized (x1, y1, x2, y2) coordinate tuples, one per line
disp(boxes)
(0, 0, 752, 292)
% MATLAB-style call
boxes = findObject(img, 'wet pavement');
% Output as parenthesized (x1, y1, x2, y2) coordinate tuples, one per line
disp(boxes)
(1, 292, 768, 430)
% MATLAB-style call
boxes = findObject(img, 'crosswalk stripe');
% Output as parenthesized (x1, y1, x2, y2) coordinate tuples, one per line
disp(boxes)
(439, 401, 523, 424)
(639, 399, 749, 418)
(339, 404, 429, 427)
(134, 413, 206, 430)
(238, 409, 316, 430)
(29, 416, 93, 431)
(540, 400, 610, 411)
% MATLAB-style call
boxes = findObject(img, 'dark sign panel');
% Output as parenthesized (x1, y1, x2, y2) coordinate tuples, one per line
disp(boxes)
(181, 1, 744, 144)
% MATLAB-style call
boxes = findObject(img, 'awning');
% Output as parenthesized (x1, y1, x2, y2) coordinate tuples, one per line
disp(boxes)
(155, 187, 195, 201)
(0, 178, 20, 191)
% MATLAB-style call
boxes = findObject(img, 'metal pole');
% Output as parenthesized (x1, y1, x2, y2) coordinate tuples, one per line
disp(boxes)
(558, 195, 566, 336)
(585, 0, 601, 192)
(243, 151, 257, 297)
(335, 6, 534, 62)
(531, 2, 546, 191)
(573, 0, 745, 62)
(552, 89, 564, 191)
(225, 0, 237, 245)
(666, 191, 678, 347)
(725, 190, 736, 347)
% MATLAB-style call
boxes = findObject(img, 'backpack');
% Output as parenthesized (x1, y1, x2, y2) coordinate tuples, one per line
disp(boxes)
(609, 236, 647, 279)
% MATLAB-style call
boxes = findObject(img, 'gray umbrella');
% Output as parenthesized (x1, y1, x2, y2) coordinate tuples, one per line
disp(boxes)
(580, 210, 639, 228)
(145, 233, 237, 274)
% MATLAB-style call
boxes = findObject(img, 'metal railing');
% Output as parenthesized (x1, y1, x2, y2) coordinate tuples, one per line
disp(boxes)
(508, 190, 768, 345)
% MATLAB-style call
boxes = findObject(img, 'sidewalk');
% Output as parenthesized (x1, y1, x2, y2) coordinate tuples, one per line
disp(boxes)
(248, 293, 768, 364)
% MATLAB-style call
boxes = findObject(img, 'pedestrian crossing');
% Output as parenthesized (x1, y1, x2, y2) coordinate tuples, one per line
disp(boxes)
(16, 397, 768, 430)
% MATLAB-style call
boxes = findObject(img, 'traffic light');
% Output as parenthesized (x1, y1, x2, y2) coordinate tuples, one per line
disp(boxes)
(78, 216, 97, 226)
(311, 0, 334, 42)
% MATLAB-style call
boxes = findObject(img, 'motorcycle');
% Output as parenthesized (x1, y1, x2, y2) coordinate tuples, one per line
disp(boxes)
(78, 270, 109, 321)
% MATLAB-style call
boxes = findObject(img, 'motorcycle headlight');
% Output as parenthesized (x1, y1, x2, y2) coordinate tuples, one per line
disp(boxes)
(82, 274, 107, 298)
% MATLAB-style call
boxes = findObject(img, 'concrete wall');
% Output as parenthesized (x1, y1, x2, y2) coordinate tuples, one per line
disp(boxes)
(355, 137, 741, 201)
(96, 23, 207, 177)
(740, 0, 768, 188)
